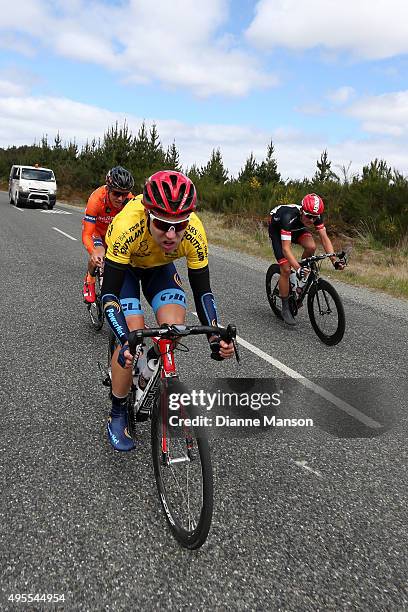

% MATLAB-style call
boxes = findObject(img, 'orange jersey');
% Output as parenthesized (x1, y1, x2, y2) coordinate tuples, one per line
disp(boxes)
(82, 185, 134, 254)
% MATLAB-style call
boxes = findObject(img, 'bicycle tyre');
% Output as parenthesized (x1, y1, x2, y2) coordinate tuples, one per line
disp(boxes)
(88, 271, 104, 331)
(265, 263, 283, 320)
(151, 377, 213, 549)
(307, 279, 345, 345)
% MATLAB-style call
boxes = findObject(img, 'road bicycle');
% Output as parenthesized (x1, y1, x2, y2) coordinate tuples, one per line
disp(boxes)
(265, 251, 347, 346)
(102, 323, 238, 549)
(86, 266, 104, 331)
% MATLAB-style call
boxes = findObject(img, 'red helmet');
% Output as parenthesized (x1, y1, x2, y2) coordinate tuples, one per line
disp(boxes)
(143, 170, 197, 216)
(301, 193, 324, 215)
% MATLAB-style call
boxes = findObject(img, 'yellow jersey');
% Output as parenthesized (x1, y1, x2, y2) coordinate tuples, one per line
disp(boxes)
(105, 195, 208, 270)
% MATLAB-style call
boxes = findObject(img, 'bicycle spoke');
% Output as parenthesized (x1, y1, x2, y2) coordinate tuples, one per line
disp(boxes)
(162, 432, 202, 528)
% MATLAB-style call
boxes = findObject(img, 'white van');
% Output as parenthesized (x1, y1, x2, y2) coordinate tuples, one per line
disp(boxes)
(9, 164, 57, 209)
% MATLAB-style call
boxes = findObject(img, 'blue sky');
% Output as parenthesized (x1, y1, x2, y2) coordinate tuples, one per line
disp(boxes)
(0, 0, 407, 179)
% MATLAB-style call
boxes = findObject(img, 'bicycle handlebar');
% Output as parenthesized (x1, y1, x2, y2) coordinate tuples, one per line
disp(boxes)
(128, 323, 238, 356)
(300, 251, 347, 266)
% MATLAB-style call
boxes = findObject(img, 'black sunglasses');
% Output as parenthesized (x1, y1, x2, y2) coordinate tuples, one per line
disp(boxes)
(110, 189, 129, 198)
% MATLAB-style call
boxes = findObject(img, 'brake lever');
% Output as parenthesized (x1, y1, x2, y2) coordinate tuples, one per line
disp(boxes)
(232, 338, 240, 364)
(223, 324, 240, 364)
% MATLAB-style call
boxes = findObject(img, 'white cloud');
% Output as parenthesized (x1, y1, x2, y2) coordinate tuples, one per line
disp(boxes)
(346, 91, 408, 136)
(246, 0, 408, 60)
(327, 86, 356, 105)
(0, 33, 35, 57)
(0, 0, 276, 97)
(0, 80, 27, 97)
(295, 104, 325, 116)
(0, 94, 407, 180)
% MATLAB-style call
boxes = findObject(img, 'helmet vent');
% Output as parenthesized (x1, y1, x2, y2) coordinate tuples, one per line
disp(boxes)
(151, 181, 165, 209)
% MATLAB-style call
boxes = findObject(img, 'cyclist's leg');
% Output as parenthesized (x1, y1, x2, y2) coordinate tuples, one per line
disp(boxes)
(108, 268, 145, 451)
(296, 231, 316, 259)
(142, 263, 187, 329)
(268, 222, 297, 325)
(83, 237, 105, 302)
(111, 268, 145, 398)
(268, 221, 291, 298)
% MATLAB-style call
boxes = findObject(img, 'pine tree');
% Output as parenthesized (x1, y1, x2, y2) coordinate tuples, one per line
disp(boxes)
(131, 121, 150, 171)
(102, 120, 132, 167)
(165, 141, 181, 170)
(53, 132, 62, 150)
(147, 123, 165, 168)
(257, 140, 281, 184)
(314, 149, 338, 182)
(238, 152, 258, 183)
(200, 148, 228, 184)
(187, 164, 201, 183)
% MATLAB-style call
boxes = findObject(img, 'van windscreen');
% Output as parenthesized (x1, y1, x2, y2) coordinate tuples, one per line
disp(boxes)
(21, 168, 54, 181)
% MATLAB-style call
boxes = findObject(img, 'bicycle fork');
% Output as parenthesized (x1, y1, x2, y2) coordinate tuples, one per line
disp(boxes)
(159, 339, 193, 467)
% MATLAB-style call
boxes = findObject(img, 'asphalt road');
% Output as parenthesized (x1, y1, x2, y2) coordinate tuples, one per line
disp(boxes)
(1, 192, 407, 611)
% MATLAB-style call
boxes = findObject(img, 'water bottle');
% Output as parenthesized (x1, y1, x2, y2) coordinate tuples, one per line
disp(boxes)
(137, 358, 158, 391)
(297, 272, 308, 294)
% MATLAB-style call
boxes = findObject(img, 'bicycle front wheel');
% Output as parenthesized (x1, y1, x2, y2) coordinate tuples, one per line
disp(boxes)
(88, 272, 104, 331)
(307, 279, 345, 345)
(151, 378, 213, 549)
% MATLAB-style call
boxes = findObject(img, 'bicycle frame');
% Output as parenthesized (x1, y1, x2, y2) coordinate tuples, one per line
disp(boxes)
(294, 251, 346, 306)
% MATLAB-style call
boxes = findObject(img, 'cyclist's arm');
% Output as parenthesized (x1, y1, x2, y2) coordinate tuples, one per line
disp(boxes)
(82, 197, 105, 259)
(317, 227, 337, 264)
(188, 266, 234, 360)
(188, 266, 218, 326)
(100, 258, 130, 346)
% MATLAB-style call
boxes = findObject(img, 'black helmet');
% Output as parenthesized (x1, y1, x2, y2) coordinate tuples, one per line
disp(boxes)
(106, 166, 134, 192)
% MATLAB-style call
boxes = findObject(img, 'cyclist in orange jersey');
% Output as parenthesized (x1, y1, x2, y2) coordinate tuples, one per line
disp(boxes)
(82, 166, 135, 303)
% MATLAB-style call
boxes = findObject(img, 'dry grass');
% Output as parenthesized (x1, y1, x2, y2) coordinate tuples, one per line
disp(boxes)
(198, 209, 408, 300)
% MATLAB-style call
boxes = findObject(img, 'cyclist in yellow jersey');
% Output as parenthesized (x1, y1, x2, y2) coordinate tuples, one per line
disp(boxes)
(101, 170, 234, 451)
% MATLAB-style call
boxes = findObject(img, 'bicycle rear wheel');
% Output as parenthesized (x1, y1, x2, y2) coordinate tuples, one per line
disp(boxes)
(151, 377, 213, 549)
(88, 271, 104, 331)
(307, 279, 345, 345)
(265, 264, 283, 319)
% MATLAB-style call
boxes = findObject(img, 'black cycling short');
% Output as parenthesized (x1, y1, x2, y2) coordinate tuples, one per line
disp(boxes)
(268, 220, 311, 264)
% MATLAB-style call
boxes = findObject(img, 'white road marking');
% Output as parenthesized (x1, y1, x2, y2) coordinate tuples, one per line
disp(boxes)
(293, 460, 323, 478)
(41, 209, 72, 214)
(191, 311, 382, 430)
(52, 227, 77, 241)
(13, 207, 24, 212)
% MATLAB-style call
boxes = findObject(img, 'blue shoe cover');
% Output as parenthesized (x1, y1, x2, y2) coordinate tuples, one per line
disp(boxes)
(107, 409, 135, 452)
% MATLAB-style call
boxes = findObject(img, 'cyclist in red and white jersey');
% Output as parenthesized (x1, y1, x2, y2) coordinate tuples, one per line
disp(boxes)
(269, 193, 344, 325)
